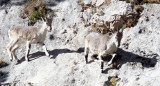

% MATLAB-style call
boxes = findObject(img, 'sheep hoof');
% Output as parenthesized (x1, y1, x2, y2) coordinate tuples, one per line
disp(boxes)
(46, 54, 52, 59)
(86, 62, 89, 64)
(15, 59, 20, 64)
(101, 70, 105, 73)
(48, 55, 51, 58)
(25, 58, 29, 62)
(46, 53, 50, 57)
(10, 58, 13, 62)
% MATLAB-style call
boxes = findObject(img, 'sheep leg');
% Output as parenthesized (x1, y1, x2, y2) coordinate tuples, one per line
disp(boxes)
(6, 41, 13, 61)
(96, 53, 104, 73)
(41, 43, 50, 57)
(84, 47, 89, 63)
(108, 53, 116, 65)
(105, 43, 117, 65)
(6, 39, 18, 61)
(101, 56, 104, 73)
(25, 41, 31, 61)
(97, 52, 103, 62)
(12, 44, 20, 62)
(101, 49, 116, 65)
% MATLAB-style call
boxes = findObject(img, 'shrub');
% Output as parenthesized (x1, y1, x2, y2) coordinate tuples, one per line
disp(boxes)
(105, 77, 118, 86)
(23, 0, 53, 25)
(110, 78, 116, 85)
(29, 7, 45, 21)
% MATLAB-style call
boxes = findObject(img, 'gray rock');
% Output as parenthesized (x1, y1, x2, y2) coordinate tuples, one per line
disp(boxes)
(1, 0, 160, 86)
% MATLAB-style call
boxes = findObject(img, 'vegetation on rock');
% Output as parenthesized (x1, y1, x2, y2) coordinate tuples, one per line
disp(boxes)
(121, 0, 160, 4)
(22, 0, 54, 25)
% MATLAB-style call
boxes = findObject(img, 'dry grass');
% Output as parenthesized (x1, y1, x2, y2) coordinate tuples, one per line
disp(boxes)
(134, 5, 144, 13)
(121, 0, 160, 4)
(123, 0, 160, 4)
(121, 5, 143, 28)
(91, 12, 141, 34)
(142, 0, 160, 4)
(79, 0, 144, 34)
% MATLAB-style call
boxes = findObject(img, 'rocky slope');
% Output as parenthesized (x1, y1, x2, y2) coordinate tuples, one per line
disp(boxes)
(0, 0, 160, 86)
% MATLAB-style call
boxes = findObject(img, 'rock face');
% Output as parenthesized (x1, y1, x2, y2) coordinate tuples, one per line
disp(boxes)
(0, 0, 160, 86)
